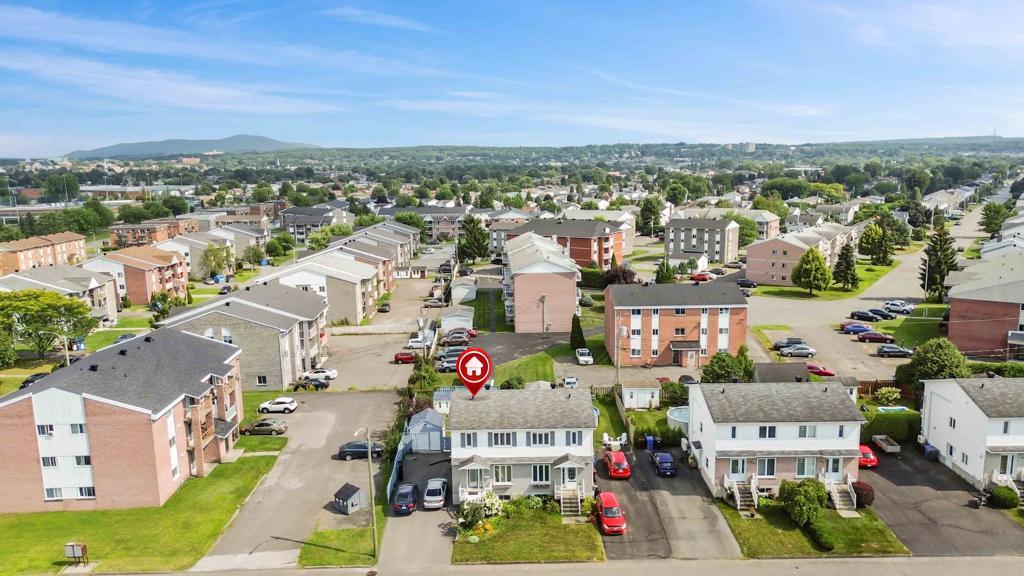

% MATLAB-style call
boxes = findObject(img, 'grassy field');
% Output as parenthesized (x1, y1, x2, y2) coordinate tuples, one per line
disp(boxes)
(873, 303, 948, 348)
(717, 501, 908, 558)
(0, 456, 276, 574)
(84, 329, 147, 352)
(472, 291, 513, 332)
(299, 525, 375, 567)
(593, 394, 626, 450)
(452, 509, 605, 563)
(113, 316, 152, 329)
(754, 260, 896, 301)
(751, 324, 790, 357)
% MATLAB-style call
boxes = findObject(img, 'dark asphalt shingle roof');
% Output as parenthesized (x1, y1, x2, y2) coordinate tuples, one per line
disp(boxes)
(510, 219, 618, 238)
(448, 389, 596, 430)
(697, 382, 865, 423)
(0, 329, 237, 414)
(941, 378, 1024, 418)
(667, 218, 736, 230)
(608, 283, 747, 307)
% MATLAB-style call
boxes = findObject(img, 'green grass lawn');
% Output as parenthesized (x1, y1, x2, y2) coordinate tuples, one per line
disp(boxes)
(452, 509, 605, 563)
(236, 391, 297, 451)
(754, 259, 897, 301)
(299, 526, 375, 567)
(236, 434, 288, 452)
(544, 335, 611, 366)
(0, 376, 23, 396)
(579, 292, 605, 328)
(190, 285, 221, 296)
(751, 324, 790, 357)
(1003, 508, 1024, 530)
(873, 303, 948, 348)
(0, 456, 276, 574)
(626, 407, 672, 437)
(113, 316, 152, 329)
(963, 238, 983, 260)
(894, 241, 926, 255)
(472, 290, 513, 332)
(717, 500, 908, 558)
(594, 395, 626, 450)
(493, 351, 555, 383)
(84, 329, 147, 351)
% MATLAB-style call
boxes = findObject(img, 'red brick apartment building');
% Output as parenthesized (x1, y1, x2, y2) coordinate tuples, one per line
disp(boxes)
(946, 254, 1024, 360)
(506, 218, 624, 270)
(0, 329, 242, 512)
(0, 231, 86, 274)
(109, 217, 200, 248)
(81, 246, 189, 305)
(604, 283, 748, 367)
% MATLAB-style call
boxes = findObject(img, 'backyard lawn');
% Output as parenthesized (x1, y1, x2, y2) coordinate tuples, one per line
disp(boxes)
(579, 291, 605, 329)
(0, 456, 276, 574)
(472, 290, 513, 332)
(113, 316, 152, 329)
(593, 394, 626, 449)
(84, 329, 147, 352)
(627, 407, 671, 436)
(493, 351, 555, 383)
(717, 501, 908, 558)
(0, 376, 23, 396)
(452, 509, 605, 563)
(873, 303, 948, 348)
(754, 260, 896, 300)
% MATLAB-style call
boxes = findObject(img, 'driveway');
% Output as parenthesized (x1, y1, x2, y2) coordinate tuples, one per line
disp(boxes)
(191, 392, 397, 571)
(860, 445, 1024, 556)
(596, 449, 672, 560)
(379, 452, 454, 570)
(473, 330, 568, 364)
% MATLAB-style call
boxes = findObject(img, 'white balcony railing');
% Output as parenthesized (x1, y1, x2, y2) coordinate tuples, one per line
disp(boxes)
(458, 483, 491, 502)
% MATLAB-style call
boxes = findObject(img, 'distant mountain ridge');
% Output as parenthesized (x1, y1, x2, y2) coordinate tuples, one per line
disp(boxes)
(67, 135, 317, 160)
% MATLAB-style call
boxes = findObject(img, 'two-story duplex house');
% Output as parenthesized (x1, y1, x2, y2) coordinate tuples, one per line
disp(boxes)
(921, 378, 1024, 493)
(665, 217, 740, 265)
(506, 219, 624, 270)
(263, 252, 378, 325)
(687, 381, 864, 511)
(160, 282, 329, 390)
(502, 233, 580, 333)
(82, 246, 188, 304)
(0, 264, 119, 322)
(0, 329, 242, 512)
(604, 283, 748, 367)
(449, 389, 596, 515)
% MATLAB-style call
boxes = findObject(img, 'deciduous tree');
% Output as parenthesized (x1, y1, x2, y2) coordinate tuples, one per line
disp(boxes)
(0, 290, 98, 359)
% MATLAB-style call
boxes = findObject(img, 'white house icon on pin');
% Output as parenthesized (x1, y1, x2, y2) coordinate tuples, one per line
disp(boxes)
(465, 356, 484, 377)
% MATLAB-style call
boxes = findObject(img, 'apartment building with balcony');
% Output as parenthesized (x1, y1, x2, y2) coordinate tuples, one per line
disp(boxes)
(745, 223, 858, 287)
(0, 231, 86, 274)
(921, 378, 1024, 495)
(262, 251, 378, 326)
(377, 206, 467, 241)
(674, 207, 781, 241)
(604, 283, 748, 367)
(82, 246, 188, 305)
(161, 282, 329, 390)
(208, 224, 269, 260)
(154, 232, 236, 280)
(335, 239, 397, 294)
(280, 206, 351, 244)
(502, 232, 580, 334)
(665, 217, 740, 265)
(0, 329, 242, 512)
(687, 381, 864, 511)
(449, 389, 595, 516)
(109, 217, 199, 248)
(560, 209, 636, 254)
(0, 264, 119, 323)
(506, 218, 623, 271)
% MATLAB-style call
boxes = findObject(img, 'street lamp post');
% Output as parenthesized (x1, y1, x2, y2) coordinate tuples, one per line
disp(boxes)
(354, 427, 378, 561)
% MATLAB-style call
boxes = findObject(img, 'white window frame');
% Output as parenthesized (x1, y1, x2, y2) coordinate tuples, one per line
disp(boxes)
(256, 375, 268, 386)
(36, 424, 54, 436)
(75, 455, 91, 466)
(839, 425, 845, 438)
(493, 464, 513, 485)
(796, 457, 816, 478)
(70, 423, 86, 434)
(567, 430, 582, 446)
(961, 452, 969, 466)
(798, 425, 817, 438)
(41, 456, 57, 468)
(460, 432, 478, 448)
(758, 425, 777, 439)
(530, 432, 552, 446)
(492, 432, 513, 447)
(756, 458, 776, 478)
(78, 486, 96, 498)
(674, 328, 685, 336)
(531, 464, 551, 485)
(44, 487, 62, 500)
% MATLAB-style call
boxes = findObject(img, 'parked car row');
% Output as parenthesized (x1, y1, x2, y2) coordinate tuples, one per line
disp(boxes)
(392, 477, 449, 515)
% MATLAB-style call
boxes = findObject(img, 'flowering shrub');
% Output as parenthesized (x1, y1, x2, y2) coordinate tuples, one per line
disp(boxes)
(874, 387, 901, 405)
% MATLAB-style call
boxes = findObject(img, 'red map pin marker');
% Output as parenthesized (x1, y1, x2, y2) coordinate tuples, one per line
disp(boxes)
(456, 348, 493, 398)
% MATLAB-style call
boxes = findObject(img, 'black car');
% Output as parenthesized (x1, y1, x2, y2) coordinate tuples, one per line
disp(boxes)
(708, 268, 727, 276)
(490, 257, 503, 265)
(678, 374, 698, 384)
(850, 310, 881, 322)
(393, 482, 419, 515)
(378, 302, 391, 313)
(773, 337, 806, 351)
(867, 308, 896, 320)
(292, 377, 330, 391)
(338, 441, 384, 460)
(877, 344, 913, 358)
(19, 372, 49, 389)
(649, 451, 678, 477)
(736, 278, 758, 288)
(458, 268, 472, 277)
(218, 285, 232, 295)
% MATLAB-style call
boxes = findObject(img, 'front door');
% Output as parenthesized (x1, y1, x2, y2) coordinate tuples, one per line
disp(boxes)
(672, 350, 682, 365)
(561, 467, 578, 490)
(825, 457, 843, 481)
(999, 454, 1016, 476)
(729, 458, 746, 480)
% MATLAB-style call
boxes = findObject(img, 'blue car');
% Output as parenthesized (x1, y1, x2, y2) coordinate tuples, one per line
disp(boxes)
(842, 323, 872, 334)
(649, 451, 677, 477)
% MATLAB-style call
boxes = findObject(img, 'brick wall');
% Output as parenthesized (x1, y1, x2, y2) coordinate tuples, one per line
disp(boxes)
(948, 297, 1019, 357)
(0, 398, 45, 512)
(513, 271, 577, 333)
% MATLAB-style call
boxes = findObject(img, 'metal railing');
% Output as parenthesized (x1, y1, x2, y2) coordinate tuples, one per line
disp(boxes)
(846, 475, 858, 509)
(749, 474, 760, 509)
(990, 468, 1021, 498)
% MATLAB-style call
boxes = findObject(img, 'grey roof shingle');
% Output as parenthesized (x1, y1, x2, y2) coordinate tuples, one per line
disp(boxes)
(164, 282, 327, 325)
(0, 264, 113, 294)
(608, 283, 747, 308)
(0, 329, 237, 414)
(697, 382, 865, 423)
(408, 408, 445, 430)
(667, 218, 736, 230)
(448, 389, 596, 430)
(510, 219, 618, 238)
(938, 378, 1024, 418)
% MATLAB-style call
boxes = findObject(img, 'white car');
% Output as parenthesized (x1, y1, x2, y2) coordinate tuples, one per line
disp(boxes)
(406, 337, 429, 349)
(423, 247, 435, 254)
(884, 300, 915, 314)
(423, 477, 448, 510)
(575, 348, 594, 365)
(563, 376, 579, 388)
(303, 368, 337, 381)
(258, 397, 298, 414)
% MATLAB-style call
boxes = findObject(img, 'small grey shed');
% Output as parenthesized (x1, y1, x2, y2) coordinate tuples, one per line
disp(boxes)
(334, 483, 364, 515)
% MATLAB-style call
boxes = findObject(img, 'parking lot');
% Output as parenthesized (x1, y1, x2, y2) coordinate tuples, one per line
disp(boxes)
(757, 325, 911, 380)
(192, 392, 397, 571)
(861, 446, 1024, 556)
(379, 452, 454, 570)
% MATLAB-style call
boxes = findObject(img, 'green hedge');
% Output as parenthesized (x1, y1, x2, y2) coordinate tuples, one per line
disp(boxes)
(989, 485, 1021, 509)
(580, 268, 607, 289)
(966, 362, 1024, 378)
(807, 515, 836, 551)
(860, 410, 921, 443)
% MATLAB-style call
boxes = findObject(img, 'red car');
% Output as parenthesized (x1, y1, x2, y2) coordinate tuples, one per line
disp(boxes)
(604, 450, 631, 479)
(595, 491, 627, 535)
(394, 351, 417, 364)
(857, 331, 895, 343)
(690, 273, 713, 282)
(446, 328, 478, 338)
(859, 444, 878, 468)
(806, 363, 836, 377)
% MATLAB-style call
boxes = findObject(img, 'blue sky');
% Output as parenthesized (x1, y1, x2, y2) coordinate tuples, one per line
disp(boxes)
(1, 0, 1023, 157)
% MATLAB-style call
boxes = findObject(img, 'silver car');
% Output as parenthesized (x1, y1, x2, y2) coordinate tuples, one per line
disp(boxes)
(422, 478, 448, 510)
(779, 344, 816, 358)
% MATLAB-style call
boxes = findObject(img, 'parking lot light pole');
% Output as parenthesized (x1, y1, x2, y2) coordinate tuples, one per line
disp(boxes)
(354, 427, 378, 561)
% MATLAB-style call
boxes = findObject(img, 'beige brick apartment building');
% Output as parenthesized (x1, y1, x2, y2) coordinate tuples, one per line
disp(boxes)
(0, 231, 86, 274)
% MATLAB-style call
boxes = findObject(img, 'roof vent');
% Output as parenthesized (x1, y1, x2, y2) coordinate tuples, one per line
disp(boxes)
(225, 301, 231, 306)
(118, 349, 127, 356)
(88, 364, 98, 372)
(245, 286, 250, 291)
(144, 336, 153, 343)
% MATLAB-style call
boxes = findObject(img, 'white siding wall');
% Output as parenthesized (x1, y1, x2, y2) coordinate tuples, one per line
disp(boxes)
(922, 381, 998, 485)
(32, 389, 94, 500)
(82, 259, 127, 297)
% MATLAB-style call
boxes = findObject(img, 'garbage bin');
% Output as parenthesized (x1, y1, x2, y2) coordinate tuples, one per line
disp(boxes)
(653, 436, 663, 449)
(645, 435, 654, 451)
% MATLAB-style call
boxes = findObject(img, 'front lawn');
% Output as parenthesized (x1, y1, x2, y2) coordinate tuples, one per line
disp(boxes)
(493, 351, 555, 383)
(593, 394, 626, 449)
(0, 456, 276, 574)
(717, 500, 908, 558)
(873, 303, 948, 348)
(754, 259, 896, 300)
(84, 329, 147, 352)
(299, 526, 375, 567)
(452, 509, 605, 564)
(751, 324, 790, 357)
(0, 376, 23, 396)
(113, 316, 152, 329)
(544, 335, 611, 366)
(236, 434, 288, 452)
(1003, 508, 1024, 530)
(237, 391, 300, 451)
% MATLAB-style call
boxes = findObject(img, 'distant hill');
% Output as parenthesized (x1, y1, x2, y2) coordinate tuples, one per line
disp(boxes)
(67, 135, 317, 160)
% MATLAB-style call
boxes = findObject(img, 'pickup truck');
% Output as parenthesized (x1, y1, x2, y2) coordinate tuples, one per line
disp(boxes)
(772, 337, 806, 351)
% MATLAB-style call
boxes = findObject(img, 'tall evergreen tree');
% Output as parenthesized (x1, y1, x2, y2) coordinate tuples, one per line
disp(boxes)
(19, 213, 36, 236)
(919, 225, 958, 296)
(655, 259, 674, 283)
(570, 314, 587, 351)
(458, 214, 490, 262)
(831, 244, 859, 290)
(791, 247, 832, 295)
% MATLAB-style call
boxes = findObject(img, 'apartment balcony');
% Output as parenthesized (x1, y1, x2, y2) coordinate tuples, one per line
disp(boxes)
(224, 404, 237, 422)
(200, 423, 215, 445)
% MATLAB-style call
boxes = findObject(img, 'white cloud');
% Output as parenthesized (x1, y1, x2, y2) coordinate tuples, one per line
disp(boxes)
(324, 6, 437, 33)
(0, 52, 338, 115)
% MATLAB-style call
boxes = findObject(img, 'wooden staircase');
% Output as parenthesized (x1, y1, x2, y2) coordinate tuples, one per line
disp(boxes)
(560, 487, 581, 516)
(832, 488, 856, 511)
(733, 482, 756, 510)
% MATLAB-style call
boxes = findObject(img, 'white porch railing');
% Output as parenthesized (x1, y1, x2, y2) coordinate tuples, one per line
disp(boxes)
(723, 473, 740, 510)
(458, 483, 492, 502)
(846, 475, 858, 509)
(749, 474, 759, 509)
(990, 469, 1021, 498)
